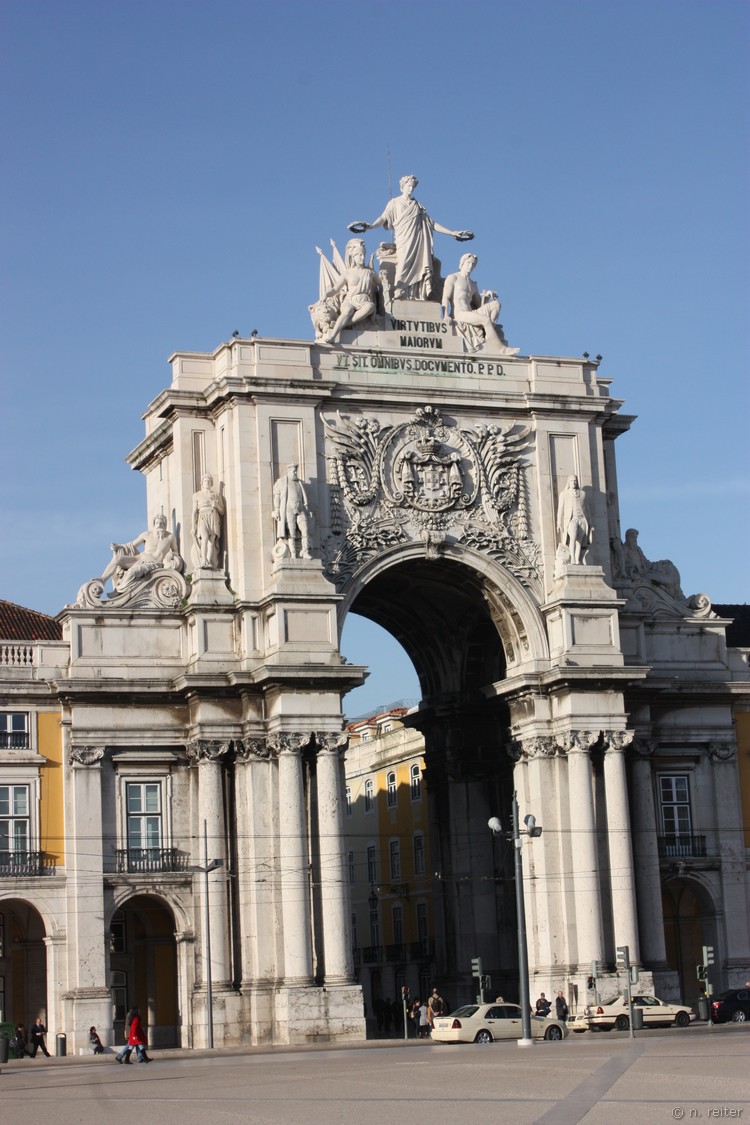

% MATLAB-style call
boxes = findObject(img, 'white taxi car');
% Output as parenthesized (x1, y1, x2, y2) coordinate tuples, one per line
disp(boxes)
(431, 1002, 569, 1044)
(583, 993, 695, 1031)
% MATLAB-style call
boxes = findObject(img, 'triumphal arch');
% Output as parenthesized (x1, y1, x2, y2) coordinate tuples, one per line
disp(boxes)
(56, 177, 747, 1048)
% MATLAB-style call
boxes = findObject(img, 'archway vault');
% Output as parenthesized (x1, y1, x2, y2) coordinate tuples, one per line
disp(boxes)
(340, 544, 550, 706)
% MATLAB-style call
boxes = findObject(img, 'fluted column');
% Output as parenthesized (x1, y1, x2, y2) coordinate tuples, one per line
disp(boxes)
(187, 739, 231, 987)
(315, 732, 354, 984)
(603, 730, 639, 962)
(565, 731, 604, 966)
(631, 738, 668, 967)
(270, 732, 313, 985)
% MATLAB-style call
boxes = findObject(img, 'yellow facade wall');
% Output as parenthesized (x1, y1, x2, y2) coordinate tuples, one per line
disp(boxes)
(37, 710, 64, 866)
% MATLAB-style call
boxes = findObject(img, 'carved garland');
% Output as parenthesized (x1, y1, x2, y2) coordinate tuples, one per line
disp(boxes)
(322, 405, 540, 592)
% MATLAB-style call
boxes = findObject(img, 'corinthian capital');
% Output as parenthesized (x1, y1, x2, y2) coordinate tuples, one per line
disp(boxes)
(315, 732, 349, 756)
(603, 730, 635, 753)
(267, 732, 312, 757)
(632, 737, 658, 759)
(708, 742, 735, 763)
(559, 730, 598, 755)
(507, 735, 558, 761)
(235, 736, 272, 761)
(69, 745, 105, 766)
(186, 739, 231, 763)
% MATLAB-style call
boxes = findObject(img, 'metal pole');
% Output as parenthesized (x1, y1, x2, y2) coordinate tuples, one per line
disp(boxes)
(204, 819, 214, 1049)
(513, 794, 533, 1046)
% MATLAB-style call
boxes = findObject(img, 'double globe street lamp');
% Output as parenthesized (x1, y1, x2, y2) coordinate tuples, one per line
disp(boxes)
(489, 794, 542, 1047)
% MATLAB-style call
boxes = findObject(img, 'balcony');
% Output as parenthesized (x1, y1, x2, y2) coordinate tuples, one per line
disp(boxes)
(0, 732, 30, 749)
(410, 938, 435, 960)
(0, 850, 48, 876)
(116, 847, 190, 873)
(657, 835, 707, 859)
(360, 945, 383, 964)
(386, 942, 407, 962)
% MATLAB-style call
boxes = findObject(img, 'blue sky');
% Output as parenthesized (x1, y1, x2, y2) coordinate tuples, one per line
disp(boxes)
(2, 0, 748, 717)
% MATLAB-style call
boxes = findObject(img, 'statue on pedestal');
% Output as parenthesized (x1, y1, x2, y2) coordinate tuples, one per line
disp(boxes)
(192, 474, 225, 569)
(99, 514, 184, 592)
(556, 475, 592, 564)
(442, 253, 504, 352)
(318, 238, 380, 344)
(349, 174, 473, 301)
(272, 464, 313, 559)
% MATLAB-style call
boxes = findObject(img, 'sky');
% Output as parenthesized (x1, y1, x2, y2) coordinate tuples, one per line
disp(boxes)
(1, 0, 748, 718)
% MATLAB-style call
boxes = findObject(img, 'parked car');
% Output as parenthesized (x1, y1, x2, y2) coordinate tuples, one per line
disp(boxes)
(431, 1002, 569, 1043)
(710, 988, 750, 1024)
(584, 993, 694, 1031)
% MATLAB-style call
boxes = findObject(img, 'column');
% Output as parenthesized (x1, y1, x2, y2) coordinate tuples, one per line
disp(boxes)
(709, 743, 750, 968)
(602, 730, 639, 961)
(187, 740, 231, 987)
(270, 732, 313, 985)
(565, 732, 604, 966)
(315, 732, 354, 984)
(630, 738, 668, 967)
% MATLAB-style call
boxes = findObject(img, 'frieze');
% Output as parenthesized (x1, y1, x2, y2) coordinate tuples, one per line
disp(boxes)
(69, 745, 105, 766)
(323, 405, 539, 592)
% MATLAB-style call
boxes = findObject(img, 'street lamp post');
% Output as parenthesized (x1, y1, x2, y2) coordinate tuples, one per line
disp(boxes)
(489, 792, 542, 1048)
(189, 820, 223, 1049)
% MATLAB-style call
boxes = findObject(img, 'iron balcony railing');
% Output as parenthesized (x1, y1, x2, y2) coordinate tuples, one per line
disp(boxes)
(657, 834, 707, 859)
(0, 850, 46, 876)
(410, 938, 435, 959)
(386, 943, 407, 962)
(116, 847, 190, 873)
(0, 732, 30, 749)
(360, 945, 383, 964)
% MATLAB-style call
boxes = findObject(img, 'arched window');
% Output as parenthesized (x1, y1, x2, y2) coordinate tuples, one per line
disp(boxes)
(386, 771, 397, 808)
(410, 763, 422, 802)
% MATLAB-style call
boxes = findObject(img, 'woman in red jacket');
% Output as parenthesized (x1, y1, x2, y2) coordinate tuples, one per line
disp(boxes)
(127, 1007, 151, 1063)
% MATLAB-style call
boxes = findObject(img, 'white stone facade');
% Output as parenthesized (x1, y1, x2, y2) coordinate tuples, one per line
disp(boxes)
(1, 278, 748, 1047)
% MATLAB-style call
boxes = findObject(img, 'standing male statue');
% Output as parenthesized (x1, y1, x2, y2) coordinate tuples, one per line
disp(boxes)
(349, 174, 473, 301)
(556, 475, 591, 564)
(272, 464, 312, 559)
(192, 473, 225, 569)
(442, 253, 502, 351)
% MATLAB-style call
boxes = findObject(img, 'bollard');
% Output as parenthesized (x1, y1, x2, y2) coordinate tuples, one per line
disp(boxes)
(55, 1032, 67, 1057)
(0, 1036, 9, 1064)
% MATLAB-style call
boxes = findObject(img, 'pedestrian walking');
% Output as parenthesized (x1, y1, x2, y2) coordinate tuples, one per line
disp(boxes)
(418, 999, 431, 1038)
(116, 1007, 136, 1064)
(29, 1017, 51, 1057)
(428, 987, 446, 1028)
(11, 1024, 29, 1058)
(555, 991, 569, 1022)
(127, 1006, 151, 1063)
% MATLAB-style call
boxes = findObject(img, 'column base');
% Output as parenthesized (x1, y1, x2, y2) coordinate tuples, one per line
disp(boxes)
(61, 988, 113, 1053)
(272, 983, 365, 1045)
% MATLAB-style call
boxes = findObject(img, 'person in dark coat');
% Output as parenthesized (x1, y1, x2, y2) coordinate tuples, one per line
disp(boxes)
(29, 1017, 51, 1057)
(89, 1026, 105, 1054)
(555, 991, 569, 1022)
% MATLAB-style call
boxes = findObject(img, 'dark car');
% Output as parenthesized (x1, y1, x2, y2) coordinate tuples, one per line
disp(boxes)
(710, 988, 750, 1024)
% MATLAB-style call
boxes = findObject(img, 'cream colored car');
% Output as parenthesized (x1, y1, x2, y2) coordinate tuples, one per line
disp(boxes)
(431, 1002, 569, 1044)
(583, 993, 695, 1031)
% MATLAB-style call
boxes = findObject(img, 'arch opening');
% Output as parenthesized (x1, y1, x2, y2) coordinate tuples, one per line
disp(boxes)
(109, 894, 179, 1048)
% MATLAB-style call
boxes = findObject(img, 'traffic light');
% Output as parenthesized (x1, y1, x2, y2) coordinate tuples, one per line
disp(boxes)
(616, 945, 630, 971)
(696, 965, 707, 981)
(702, 946, 714, 966)
(471, 957, 483, 979)
(401, 985, 410, 1001)
(587, 976, 594, 990)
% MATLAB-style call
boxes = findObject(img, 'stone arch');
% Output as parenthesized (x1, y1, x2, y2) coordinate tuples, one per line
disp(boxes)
(662, 873, 717, 1001)
(0, 897, 48, 1025)
(107, 892, 180, 1048)
(339, 543, 549, 701)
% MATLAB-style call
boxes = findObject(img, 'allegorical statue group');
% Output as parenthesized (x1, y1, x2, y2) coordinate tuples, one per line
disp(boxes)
(310, 173, 517, 354)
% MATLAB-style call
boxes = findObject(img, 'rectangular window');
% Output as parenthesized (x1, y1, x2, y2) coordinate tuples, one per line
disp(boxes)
(364, 778, 374, 813)
(659, 775, 692, 837)
(0, 713, 29, 750)
(386, 771, 397, 809)
(389, 839, 401, 881)
(345, 786, 352, 817)
(369, 908, 380, 948)
(413, 833, 425, 876)
(367, 844, 378, 885)
(0, 784, 30, 854)
(126, 782, 162, 863)
(351, 912, 358, 950)
(416, 902, 428, 942)
(392, 904, 403, 945)
(348, 849, 355, 884)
